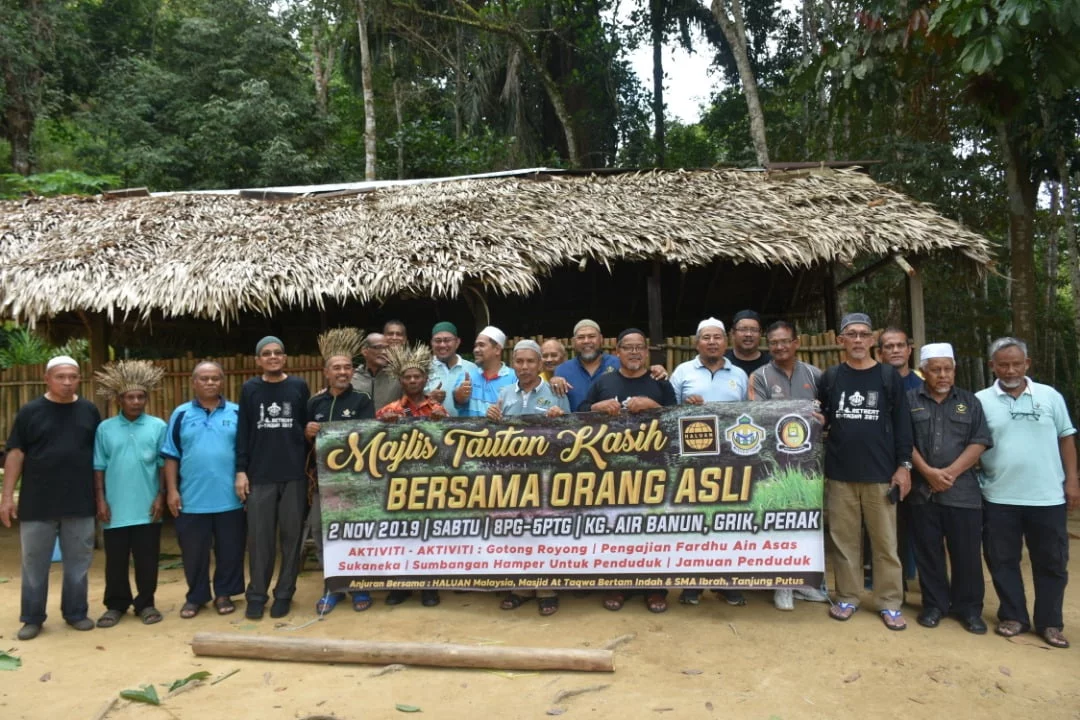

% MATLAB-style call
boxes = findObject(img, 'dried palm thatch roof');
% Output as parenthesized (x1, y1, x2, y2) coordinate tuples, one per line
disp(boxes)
(0, 168, 993, 324)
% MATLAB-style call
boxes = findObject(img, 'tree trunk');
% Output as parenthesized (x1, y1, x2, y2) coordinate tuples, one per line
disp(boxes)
(996, 119, 1038, 346)
(389, 41, 405, 179)
(650, 0, 665, 167)
(1045, 181, 1059, 382)
(356, 0, 377, 180)
(711, 0, 769, 166)
(312, 23, 333, 116)
(2, 102, 34, 175)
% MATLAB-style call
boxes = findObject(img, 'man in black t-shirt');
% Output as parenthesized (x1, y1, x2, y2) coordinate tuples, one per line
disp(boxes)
(724, 309, 771, 376)
(236, 337, 311, 620)
(1, 356, 101, 640)
(582, 329, 676, 614)
(818, 313, 913, 631)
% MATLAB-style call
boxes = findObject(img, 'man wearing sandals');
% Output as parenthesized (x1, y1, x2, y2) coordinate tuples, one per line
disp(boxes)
(583, 328, 677, 613)
(2, 356, 100, 640)
(92, 361, 169, 629)
(162, 361, 245, 619)
(488, 340, 571, 616)
(906, 344, 991, 634)
(976, 337, 1079, 649)
(817, 313, 913, 631)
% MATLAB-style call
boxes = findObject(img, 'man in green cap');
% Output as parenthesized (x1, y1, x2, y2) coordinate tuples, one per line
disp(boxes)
(426, 322, 477, 418)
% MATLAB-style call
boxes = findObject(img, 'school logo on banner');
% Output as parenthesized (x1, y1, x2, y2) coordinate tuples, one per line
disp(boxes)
(678, 416, 720, 456)
(776, 414, 812, 454)
(724, 414, 765, 456)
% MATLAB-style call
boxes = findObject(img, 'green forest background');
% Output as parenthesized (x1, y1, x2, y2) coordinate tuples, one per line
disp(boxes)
(2, 0, 1079, 408)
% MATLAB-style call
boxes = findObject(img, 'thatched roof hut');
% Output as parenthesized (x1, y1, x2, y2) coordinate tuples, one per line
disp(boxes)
(0, 168, 992, 326)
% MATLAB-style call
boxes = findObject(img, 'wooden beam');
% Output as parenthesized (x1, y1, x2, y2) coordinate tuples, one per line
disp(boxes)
(647, 261, 664, 366)
(823, 263, 838, 331)
(191, 633, 615, 672)
(835, 255, 894, 290)
(102, 187, 150, 200)
(78, 311, 110, 417)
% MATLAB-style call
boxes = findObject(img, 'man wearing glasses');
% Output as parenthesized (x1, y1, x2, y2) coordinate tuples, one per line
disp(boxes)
(725, 309, 771, 376)
(352, 333, 399, 410)
(976, 337, 1078, 649)
(425, 322, 477, 417)
(236, 337, 311, 620)
(748, 321, 830, 610)
(817, 313, 913, 631)
(878, 328, 923, 392)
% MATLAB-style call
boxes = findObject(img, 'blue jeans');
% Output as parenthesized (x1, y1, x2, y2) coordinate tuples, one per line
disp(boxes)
(20, 517, 95, 625)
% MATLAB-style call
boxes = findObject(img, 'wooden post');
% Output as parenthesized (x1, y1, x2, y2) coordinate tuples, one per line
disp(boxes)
(908, 265, 926, 357)
(191, 633, 615, 672)
(81, 311, 110, 418)
(823, 262, 838, 332)
(647, 260, 664, 366)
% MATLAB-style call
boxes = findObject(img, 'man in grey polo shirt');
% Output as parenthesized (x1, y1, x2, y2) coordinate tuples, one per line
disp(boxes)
(749, 320, 828, 610)
(976, 337, 1078, 648)
(907, 343, 992, 634)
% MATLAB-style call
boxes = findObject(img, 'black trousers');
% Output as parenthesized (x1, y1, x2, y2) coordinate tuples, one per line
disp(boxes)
(174, 509, 246, 605)
(984, 501, 1069, 632)
(246, 480, 307, 604)
(910, 503, 983, 617)
(103, 523, 162, 614)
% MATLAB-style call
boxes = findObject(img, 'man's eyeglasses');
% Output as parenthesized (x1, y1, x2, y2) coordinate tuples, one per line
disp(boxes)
(842, 331, 874, 340)
(1009, 396, 1042, 422)
(619, 344, 648, 353)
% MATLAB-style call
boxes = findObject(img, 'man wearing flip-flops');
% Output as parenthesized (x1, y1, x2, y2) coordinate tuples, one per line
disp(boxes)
(92, 361, 169, 629)
(816, 313, 913, 631)
(976, 337, 1078, 649)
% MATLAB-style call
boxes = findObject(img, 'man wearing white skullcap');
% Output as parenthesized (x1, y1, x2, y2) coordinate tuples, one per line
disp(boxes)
(458, 326, 517, 417)
(906, 341, 992, 635)
(667, 317, 749, 607)
(3, 353, 101, 639)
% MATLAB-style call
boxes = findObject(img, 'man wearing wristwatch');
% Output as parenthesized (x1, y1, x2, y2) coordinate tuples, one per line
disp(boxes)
(816, 313, 914, 631)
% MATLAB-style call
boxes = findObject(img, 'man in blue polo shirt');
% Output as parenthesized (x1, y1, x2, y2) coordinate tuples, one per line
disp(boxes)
(551, 319, 620, 412)
(976, 337, 1079, 649)
(161, 361, 245, 620)
(92, 361, 168, 628)
(456, 326, 516, 417)
(426, 321, 476, 417)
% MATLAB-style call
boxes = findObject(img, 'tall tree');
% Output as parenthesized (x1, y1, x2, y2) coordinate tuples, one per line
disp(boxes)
(0, 0, 61, 174)
(711, 0, 769, 165)
(355, 0, 377, 179)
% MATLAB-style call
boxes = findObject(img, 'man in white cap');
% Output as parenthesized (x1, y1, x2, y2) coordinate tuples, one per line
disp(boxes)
(906, 342, 992, 634)
(457, 326, 517, 417)
(668, 317, 749, 607)
(2, 355, 101, 640)
(489, 339, 571, 616)
(976, 337, 1078, 648)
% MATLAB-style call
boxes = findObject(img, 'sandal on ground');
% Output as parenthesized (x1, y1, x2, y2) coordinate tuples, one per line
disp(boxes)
(829, 602, 857, 621)
(96, 609, 124, 628)
(679, 590, 701, 605)
(1041, 627, 1069, 648)
(179, 602, 201, 619)
(538, 597, 559, 616)
(880, 609, 907, 631)
(603, 592, 626, 611)
(139, 606, 163, 625)
(351, 592, 372, 612)
(316, 593, 341, 614)
(995, 620, 1024, 638)
(501, 593, 533, 610)
(214, 597, 236, 616)
(646, 593, 668, 614)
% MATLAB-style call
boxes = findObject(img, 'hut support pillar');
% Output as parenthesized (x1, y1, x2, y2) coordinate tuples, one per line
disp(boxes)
(78, 311, 110, 417)
(647, 261, 664, 366)
(903, 260, 926, 356)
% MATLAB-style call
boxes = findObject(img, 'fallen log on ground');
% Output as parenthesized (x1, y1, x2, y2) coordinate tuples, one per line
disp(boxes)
(191, 633, 615, 672)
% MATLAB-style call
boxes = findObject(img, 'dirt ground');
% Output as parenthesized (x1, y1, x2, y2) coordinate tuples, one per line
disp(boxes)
(0, 519, 1077, 720)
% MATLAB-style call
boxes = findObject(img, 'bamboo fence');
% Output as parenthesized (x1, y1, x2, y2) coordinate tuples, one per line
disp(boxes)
(0, 332, 854, 442)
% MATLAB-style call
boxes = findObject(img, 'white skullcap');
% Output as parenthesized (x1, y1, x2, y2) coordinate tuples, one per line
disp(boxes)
(919, 343, 954, 366)
(479, 326, 506, 348)
(513, 339, 542, 356)
(697, 317, 725, 334)
(46, 355, 79, 372)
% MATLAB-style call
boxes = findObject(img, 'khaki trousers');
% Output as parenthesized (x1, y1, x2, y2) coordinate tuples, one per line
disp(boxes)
(827, 479, 903, 611)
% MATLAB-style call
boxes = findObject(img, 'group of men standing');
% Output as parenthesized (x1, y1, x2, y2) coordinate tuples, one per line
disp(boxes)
(2, 311, 1076, 649)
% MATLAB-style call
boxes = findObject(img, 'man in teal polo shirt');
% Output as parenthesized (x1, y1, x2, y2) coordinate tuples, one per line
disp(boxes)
(426, 321, 476, 417)
(976, 337, 1079, 649)
(92, 361, 168, 628)
(161, 361, 246, 619)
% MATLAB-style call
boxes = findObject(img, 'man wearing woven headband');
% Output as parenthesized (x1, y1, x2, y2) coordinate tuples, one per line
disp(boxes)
(457, 326, 516, 417)
(906, 343, 991, 635)
(426, 321, 477, 417)
(236, 336, 311, 620)
(305, 328, 375, 615)
(92, 361, 169, 629)
(489, 339, 570, 616)
(3, 355, 100, 640)
(376, 343, 447, 607)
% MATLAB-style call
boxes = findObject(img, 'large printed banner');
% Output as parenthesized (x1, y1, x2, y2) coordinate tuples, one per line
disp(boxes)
(317, 401, 824, 593)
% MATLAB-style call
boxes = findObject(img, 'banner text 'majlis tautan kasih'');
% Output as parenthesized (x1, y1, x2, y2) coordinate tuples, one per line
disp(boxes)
(317, 401, 824, 593)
